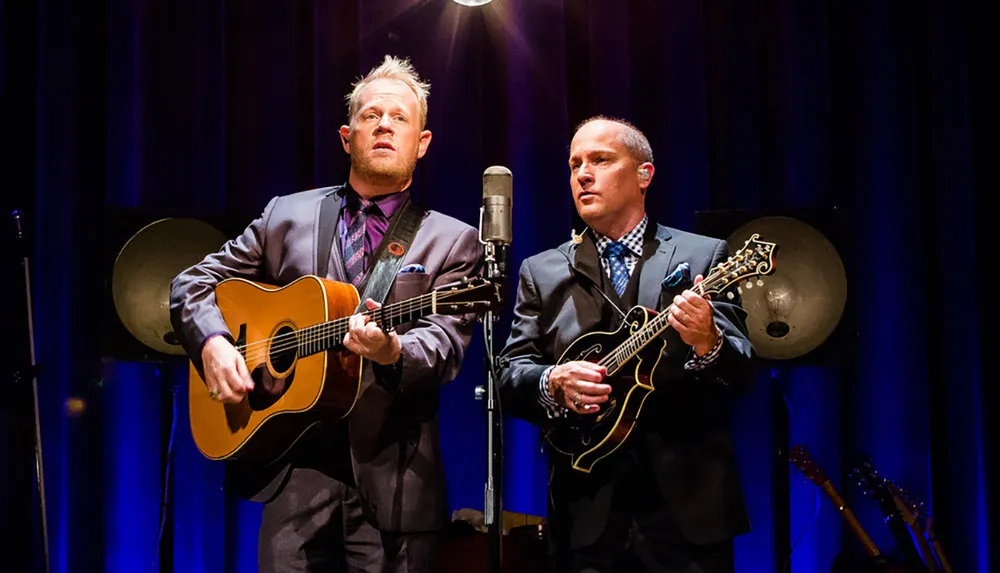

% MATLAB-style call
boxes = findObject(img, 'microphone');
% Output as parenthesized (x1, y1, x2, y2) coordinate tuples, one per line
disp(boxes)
(481, 166, 512, 246)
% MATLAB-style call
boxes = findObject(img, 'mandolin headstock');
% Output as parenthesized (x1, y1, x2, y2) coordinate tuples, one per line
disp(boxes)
(701, 233, 778, 299)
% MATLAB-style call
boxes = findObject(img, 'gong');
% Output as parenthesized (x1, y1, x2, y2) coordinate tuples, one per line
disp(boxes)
(111, 218, 228, 356)
(727, 216, 847, 360)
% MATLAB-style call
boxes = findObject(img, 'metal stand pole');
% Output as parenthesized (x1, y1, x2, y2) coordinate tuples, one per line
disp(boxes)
(13, 209, 50, 573)
(476, 241, 504, 573)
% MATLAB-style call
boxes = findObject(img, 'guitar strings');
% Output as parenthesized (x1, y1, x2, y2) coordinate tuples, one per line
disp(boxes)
(236, 287, 474, 362)
(240, 290, 437, 360)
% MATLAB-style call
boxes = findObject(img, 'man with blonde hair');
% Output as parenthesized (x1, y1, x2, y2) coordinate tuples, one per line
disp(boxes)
(170, 55, 483, 572)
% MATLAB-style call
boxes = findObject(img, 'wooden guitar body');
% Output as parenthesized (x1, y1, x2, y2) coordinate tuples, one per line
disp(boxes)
(543, 306, 665, 473)
(188, 276, 363, 465)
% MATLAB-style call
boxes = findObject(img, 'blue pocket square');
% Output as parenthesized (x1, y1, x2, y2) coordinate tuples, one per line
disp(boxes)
(662, 262, 691, 288)
(399, 264, 426, 274)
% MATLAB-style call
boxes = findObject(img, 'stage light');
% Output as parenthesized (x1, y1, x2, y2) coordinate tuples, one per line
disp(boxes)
(452, 0, 492, 6)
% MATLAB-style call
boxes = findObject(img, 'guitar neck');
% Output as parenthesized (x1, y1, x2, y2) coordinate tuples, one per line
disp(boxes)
(288, 292, 439, 357)
(819, 480, 882, 557)
(929, 538, 953, 573)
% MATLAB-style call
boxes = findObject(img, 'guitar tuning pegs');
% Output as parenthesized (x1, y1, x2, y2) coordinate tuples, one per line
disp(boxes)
(744, 281, 753, 289)
(726, 292, 735, 300)
(756, 279, 763, 287)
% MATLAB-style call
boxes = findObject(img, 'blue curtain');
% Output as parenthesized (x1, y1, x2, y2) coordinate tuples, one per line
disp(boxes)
(1, 1, 995, 572)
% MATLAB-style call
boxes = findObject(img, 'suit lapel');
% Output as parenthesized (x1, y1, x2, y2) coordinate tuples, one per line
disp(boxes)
(315, 186, 348, 282)
(638, 224, 676, 311)
(567, 232, 606, 289)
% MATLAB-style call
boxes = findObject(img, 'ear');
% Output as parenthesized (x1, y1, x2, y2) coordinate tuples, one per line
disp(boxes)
(637, 162, 654, 192)
(639, 161, 656, 195)
(416, 129, 433, 159)
(339, 125, 351, 154)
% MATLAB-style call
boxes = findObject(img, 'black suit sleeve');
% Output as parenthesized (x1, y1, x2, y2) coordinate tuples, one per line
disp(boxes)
(497, 258, 554, 427)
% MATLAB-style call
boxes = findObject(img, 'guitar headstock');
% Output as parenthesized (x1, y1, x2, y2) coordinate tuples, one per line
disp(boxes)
(702, 233, 778, 298)
(851, 457, 890, 501)
(886, 479, 928, 525)
(789, 444, 828, 486)
(850, 457, 920, 526)
(432, 276, 502, 314)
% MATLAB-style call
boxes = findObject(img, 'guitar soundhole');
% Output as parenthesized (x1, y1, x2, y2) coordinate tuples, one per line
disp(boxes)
(246, 325, 299, 411)
(269, 325, 298, 373)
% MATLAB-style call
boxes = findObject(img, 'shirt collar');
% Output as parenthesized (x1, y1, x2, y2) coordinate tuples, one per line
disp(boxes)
(344, 184, 409, 218)
(591, 214, 648, 258)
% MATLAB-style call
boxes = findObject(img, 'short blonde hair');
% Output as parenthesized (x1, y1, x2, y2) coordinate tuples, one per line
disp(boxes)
(346, 55, 431, 128)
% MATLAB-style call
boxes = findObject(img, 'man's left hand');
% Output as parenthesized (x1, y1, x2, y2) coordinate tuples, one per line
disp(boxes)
(343, 298, 402, 365)
(667, 274, 719, 356)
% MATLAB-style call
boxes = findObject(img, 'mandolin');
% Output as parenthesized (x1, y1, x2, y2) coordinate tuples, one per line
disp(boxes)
(543, 234, 777, 472)
(187, 274, 500, 465)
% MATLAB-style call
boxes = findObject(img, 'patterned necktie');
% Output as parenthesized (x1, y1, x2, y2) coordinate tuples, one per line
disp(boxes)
(343, 198, 373, 286)
(603, 241, 630, 296)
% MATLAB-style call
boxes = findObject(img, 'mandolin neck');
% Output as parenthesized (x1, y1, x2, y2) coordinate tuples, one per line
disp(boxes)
(600, 281, 709, 376)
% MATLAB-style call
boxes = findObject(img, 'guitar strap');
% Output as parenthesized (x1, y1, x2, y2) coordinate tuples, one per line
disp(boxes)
(354, 197, 426, 312)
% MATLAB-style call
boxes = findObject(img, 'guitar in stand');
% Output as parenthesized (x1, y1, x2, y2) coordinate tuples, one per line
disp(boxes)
(789, 445, 884, 559)
(851, 458, 936, 572)
(884, 476, 954, 573)
(544, 234, 777, 472)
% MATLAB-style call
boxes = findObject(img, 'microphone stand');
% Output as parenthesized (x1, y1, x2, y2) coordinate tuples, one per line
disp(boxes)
(12, 209, 51, 573)
(476, 238, 505, 573)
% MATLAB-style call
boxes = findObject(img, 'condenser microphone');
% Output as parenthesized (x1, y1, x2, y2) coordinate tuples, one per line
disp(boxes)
(481, 166, 512, 245)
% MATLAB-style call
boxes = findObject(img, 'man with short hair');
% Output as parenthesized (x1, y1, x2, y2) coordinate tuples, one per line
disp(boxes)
(498, 116, 754, 573)
(170, 55, 482, 573)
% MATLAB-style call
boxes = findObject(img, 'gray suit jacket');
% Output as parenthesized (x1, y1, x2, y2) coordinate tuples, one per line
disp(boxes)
(498, 222, 754, 547)
(169, 185, 482, 532)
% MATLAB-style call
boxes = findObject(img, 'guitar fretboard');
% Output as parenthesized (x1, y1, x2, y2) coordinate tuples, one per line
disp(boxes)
(237, 290, 441, 360)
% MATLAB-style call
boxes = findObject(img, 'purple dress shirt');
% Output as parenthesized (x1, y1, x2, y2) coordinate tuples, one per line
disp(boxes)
(333, 187, 410, 279)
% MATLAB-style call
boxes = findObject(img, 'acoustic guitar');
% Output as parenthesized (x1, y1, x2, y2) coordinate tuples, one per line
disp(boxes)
(188, 274, 500, 465)
(543, 234, 777, 472)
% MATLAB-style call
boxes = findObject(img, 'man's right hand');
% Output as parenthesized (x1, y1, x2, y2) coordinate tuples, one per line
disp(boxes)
(201, 335, 254, 404)
(548, 361, 611, 414)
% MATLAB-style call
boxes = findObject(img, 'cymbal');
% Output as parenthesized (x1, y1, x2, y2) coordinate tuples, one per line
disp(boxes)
(726, 216, 847, 360)
(112, 218, 228, 356)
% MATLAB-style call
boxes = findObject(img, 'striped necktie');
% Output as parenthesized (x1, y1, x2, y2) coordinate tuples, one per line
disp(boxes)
(344, 198, 373, 286)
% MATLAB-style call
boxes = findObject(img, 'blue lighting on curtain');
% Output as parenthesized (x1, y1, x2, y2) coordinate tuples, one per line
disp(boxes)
(102, 362, 161, 572)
